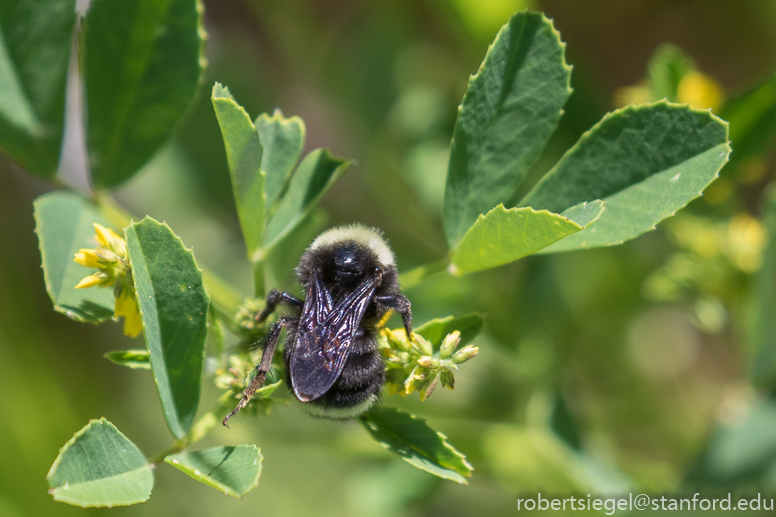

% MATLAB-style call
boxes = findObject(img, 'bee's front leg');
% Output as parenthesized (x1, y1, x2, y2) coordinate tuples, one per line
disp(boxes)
(374, 294, 412, 338)
(222, 316, 293, 427)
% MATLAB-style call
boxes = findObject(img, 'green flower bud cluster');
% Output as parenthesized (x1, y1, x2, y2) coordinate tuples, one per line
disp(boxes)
(379, 328, 479, 401)
(234, 298, 266, 331)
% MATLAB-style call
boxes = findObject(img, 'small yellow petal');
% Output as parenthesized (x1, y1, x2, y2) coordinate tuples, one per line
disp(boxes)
(75, 274, 106, 289)
(93, 223, 126, 256)
(74, 249, 102, 268)
(123, 303, 143, 337)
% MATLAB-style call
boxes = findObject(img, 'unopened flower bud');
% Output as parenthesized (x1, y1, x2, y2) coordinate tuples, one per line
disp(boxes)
(452, 345, 479, 364)
(411, 333, 433, 355)
(439, 331, 461, 359)
(419, 374, 440, 401)
(416, 356, 440, 369)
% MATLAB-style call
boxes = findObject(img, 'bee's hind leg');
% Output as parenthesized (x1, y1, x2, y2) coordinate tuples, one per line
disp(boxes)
(222, 317, 292, 427)
(374, 294, 412, 338)
(257, 290, 303, 323)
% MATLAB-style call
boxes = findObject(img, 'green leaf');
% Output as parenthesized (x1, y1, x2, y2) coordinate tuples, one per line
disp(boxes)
(165, 445, 262, 499)
(47, 418, 153, 507)
(84, 0, 206, 189)
(750, 189, 776, 388)
(647, 44, 695, 102)
(125, 217, 209, 439)
(360, 406, 473, 484)
(0, 0, 76, 178)
(520, 102, 731, 251)
(257, 110, 306, 212)
(415, 313, 484, 349)
(261, 149, 350, 253)
(450, 201, 605, 274)
(443, 11, 572, 246)
(33, 192, 115, 323)
(104, 349, 150, 370)
(212, 83, 265, 257)
(722, 73, 776, 166)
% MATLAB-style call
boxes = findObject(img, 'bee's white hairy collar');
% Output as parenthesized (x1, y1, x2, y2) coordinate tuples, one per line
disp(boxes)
(309, 224, 395, 266)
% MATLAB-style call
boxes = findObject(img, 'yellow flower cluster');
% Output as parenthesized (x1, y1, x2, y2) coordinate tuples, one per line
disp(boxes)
(74, 223, 142, 337)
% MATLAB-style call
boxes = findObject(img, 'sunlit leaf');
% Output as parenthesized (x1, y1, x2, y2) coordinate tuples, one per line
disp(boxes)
(47, 418, 153, 507)
(360, 406, 473, 484)
(85, 0, 206, 188)
(257, 110, 305, 212)
(521, 102, 730, 251)
(165, 445, 262, 499)
(443, 11, 572, 246)
(212, 83, 264, 257)
(33, 192, 115, 323)
(450, 201, 604, 274)
(261, 149, 349, 253)
(415, 313, 484, 348)
(125, 217, 209, 439)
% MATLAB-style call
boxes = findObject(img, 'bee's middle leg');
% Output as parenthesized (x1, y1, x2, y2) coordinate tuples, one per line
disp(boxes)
(257, 290, 303, 323)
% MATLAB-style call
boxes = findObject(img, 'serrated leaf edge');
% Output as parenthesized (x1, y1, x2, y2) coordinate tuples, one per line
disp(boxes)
(521, 100, 732, 207)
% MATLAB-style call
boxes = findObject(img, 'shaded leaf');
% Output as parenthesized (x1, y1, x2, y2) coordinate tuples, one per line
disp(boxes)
(750, 188, 776, 388)
(521, 102, 730, 251)
(212, 83, 264, 257)
(0, 0, 76, 177)
(360, 406, 473, 484)
(33, 191, 115, 323)
(722, 73, 776, 167)
(47, 418, 153, 507)
(165, 445, 262, 499)
(450, 201, 604, 274)
(415, 313, 484, 349)
(685, 399, 776, 488)
(647, 44, 695, 102)
(443, 11, 572, 246)
(104, 349, 150, 370)
(262, 149, 350, 253)
(257, 110, 305, 212)
(84, 0, 205, 188)
(125, 217, 209, 439)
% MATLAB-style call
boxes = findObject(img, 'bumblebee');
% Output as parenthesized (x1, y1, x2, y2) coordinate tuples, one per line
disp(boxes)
(223, 224, 412, 425)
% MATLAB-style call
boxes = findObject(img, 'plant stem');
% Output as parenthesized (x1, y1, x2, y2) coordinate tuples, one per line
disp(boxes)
(399, 258, 450, 289)
(252, 259, 265, 298)
(148, 395, 235, 465)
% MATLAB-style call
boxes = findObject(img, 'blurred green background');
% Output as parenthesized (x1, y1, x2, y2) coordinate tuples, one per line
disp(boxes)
(3, 0, 776, 515)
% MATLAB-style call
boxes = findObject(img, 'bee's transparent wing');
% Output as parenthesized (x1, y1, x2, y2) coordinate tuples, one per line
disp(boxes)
(291, 274, 378, 402)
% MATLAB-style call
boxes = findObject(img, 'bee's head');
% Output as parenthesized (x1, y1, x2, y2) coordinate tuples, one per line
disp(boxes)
(298, 224, 395, 294)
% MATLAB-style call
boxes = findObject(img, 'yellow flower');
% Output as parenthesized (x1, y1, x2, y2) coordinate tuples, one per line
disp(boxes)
(114, 277, 142, 338)
(677, 71, 723, 112)
(93, 223, 127, 256)
(73, 222, 141, 337)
